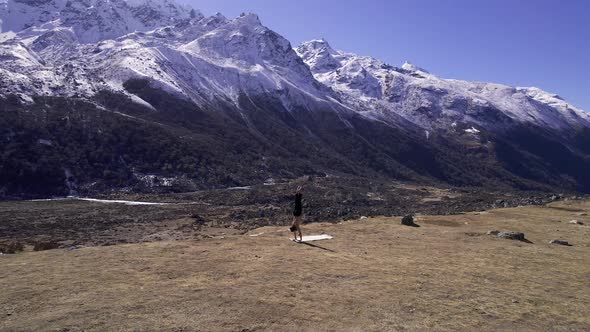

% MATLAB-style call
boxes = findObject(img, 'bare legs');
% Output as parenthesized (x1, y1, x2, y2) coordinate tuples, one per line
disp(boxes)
(292, 215, 303, 242)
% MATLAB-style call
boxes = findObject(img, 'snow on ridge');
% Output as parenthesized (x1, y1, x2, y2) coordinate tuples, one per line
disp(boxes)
(297, 38, 590, 131)
(401, 61, 429, 74)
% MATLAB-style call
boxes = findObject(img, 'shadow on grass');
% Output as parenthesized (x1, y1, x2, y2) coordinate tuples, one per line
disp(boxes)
(298, 241, 336, 253)
(404, 223, 421, 228)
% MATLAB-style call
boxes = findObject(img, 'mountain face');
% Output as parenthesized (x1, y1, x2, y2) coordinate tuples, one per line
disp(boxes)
(1, 0, 589, 198)
(296, 39, 590, 132)
(0, 1, 330, 110)
(0, 0, 195, 42)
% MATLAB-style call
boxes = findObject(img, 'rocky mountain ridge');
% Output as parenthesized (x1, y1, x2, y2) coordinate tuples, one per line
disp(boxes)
(1, 0, 589, 198)
(296, 39, 589, 132)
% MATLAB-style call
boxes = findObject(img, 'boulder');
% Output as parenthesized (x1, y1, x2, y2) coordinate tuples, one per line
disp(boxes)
(569, 220, 584, 225)
(401, 215, 419, 227)
(487, 230, 525, 241)
(498, 231, 526, 241)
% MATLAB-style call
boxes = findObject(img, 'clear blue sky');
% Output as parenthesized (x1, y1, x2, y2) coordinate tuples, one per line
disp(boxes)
(182, 0, 590, 111)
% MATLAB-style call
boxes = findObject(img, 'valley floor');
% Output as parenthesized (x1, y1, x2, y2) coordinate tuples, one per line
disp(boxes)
(1, 200, 590, 331)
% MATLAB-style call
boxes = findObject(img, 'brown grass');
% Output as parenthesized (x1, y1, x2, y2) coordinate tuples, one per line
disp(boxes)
(1, 200, 589, 331)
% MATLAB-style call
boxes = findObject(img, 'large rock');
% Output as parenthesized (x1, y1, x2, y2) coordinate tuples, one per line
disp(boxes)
(401, 215, 419, 227)
(487, 230, 526, 241)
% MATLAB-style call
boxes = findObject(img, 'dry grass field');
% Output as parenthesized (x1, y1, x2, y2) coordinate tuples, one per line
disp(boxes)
(1, 199, 590, 331)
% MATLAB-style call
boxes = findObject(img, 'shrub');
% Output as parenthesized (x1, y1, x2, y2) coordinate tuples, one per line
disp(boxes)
(33, 240, 60, 251)
(0, 241, 25, 254)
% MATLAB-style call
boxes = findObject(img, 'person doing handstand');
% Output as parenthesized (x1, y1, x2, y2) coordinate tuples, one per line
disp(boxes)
(290, 186, 304, 242)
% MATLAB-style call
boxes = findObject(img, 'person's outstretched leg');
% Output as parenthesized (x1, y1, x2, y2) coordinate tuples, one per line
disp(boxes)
(298, 226, 303, 242)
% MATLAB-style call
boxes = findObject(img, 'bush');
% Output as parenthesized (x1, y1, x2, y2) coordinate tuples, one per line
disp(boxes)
(33, 240, 60, 251)
(0, 241, 25, 254)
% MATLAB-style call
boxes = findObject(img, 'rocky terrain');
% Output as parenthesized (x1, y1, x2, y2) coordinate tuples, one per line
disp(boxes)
(0, 175, 584, 249)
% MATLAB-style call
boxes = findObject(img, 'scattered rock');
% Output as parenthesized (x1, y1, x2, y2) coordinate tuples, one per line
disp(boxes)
(550, 240, 571, 246)
(569, 220, 584, 225)
(487, 230, 526, 241)
(401, 215, 419, 227)
(512, 299, 519, 304)
(360, 216, 368, 220)
(576, 213, 588, 216)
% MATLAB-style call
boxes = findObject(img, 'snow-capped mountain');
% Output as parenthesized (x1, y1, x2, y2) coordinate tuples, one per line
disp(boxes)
(0, 1, 333, 111)
(0, 0, 195, 42)
(1, 0, 590, 198)
(1, 0, 587, 131)
(296, 39, 590, 131)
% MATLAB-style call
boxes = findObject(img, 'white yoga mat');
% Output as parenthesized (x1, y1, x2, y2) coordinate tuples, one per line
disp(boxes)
(293, 234, 333, 242)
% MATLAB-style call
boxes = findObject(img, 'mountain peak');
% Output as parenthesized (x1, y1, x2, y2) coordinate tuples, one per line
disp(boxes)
(298, 38, 335, 54)
(236, 12, 261, 25)
(296, 39, 340, 73)
(401, 61, 429, 73)
(212, 12, 227, 20)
